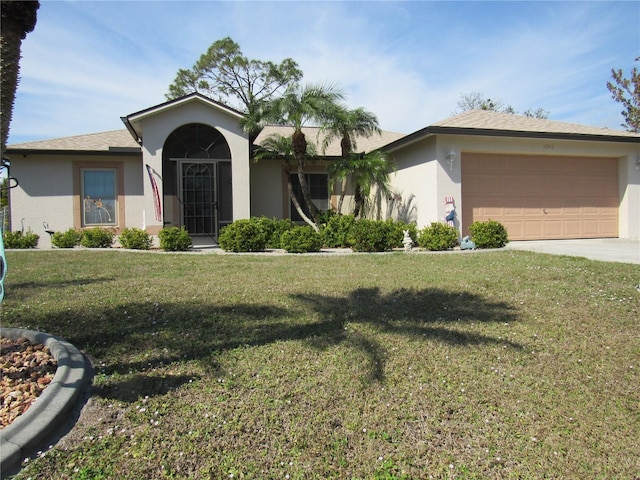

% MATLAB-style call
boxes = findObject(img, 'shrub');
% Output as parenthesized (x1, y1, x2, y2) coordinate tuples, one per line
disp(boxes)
(350, 219, 394, 252)
(469, 219, 509, 249)
(280, 226, 322, 253)
(385, 219, 418, 249)
(252, 216, 297, 249)
(218, 219, 266, 252)
(418, 222, 459, 251)
(51, 228, 82, 248)
(81, 227, 114, 248)
(158, 226, 192, 252)
(2, 230, 39, 249)
(119, 227, 152, 250)
(321, 213, 356, 248)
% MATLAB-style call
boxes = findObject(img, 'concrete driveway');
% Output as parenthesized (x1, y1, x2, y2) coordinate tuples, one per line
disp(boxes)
(506, 238, 640, 264)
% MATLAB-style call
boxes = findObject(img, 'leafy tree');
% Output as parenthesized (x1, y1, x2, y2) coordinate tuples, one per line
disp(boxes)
(1, 0, 40, 147)
(607, 57, 640, 133)
(320, 106, 381, 213)
(455, 91, 548, 119)
(166, 37, 302, 123)
(247, 83, 345, 230)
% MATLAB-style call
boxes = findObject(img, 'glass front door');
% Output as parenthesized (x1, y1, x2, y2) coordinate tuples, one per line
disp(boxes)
(180, 162, 216, 236)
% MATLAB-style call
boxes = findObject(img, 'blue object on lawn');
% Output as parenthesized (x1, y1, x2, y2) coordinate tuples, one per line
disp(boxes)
(460, 236, 476, 250)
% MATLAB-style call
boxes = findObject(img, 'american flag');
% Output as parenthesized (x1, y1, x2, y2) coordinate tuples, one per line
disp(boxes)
(146, 164, 162, 222)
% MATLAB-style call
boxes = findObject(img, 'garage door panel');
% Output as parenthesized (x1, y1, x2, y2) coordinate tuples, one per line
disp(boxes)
(462, 153, 618, 240)
(583, 220, 601, 236)
(524, 221, 543, 237)
(543, 220, 563, 236)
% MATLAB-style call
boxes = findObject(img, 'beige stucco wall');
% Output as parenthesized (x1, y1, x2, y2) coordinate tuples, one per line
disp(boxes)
(387, 137, 440, 228)
(389, 133, 640, 239)
(132, 99, 251, 231)
(250, 160, 285, 218)
(9, 153, 143, 248)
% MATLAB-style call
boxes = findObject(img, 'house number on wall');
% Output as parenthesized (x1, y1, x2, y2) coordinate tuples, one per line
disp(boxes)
(543, 144, 554, 150)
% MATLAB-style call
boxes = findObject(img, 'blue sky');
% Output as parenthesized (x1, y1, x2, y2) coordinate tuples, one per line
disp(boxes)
(7, 0, 640, 145)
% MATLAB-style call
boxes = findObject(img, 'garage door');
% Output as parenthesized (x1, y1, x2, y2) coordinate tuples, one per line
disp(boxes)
(461, 153, 618, 240)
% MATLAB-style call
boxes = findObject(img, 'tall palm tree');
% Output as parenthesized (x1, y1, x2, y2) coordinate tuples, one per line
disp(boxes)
(245, 83, 345, 229)
(320, 106, 381, 213)
(253, 133, 318, 229)
(350, 150, 395, 219)
(1, 1, 40, 148)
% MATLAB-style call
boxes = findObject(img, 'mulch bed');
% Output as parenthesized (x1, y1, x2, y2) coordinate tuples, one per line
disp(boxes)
(1, 337, 57, 428)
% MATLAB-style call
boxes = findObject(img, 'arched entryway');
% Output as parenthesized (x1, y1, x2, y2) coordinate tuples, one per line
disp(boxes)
(162, 123, 232, 238)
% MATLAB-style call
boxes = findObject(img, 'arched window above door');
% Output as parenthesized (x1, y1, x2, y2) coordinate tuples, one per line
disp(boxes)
(163, 123, 231, 160)
(162, 124, 231, 196)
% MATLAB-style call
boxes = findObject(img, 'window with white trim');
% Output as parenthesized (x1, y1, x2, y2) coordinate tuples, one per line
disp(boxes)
(81, 168, 117, 226)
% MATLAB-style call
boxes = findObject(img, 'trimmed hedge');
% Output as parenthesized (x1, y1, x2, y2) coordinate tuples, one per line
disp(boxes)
(350, 219, 394, 252)
(320, 213, 356, 248)
(2, 230, 39, 249)
(51, 229, 83, 248)
(385, 219, 418, 249)
(159, 226, 192, 252)
(218, 219, 266, 252)
(254, 217, 297, 249)
(81, 227, 114, 248)
(280, 226, 322, 253)
(469, 220, 509, 249)
(418, 222, 459, 251)
(119, 227, 152, 250)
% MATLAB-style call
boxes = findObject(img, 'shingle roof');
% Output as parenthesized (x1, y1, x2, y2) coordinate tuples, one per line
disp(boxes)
(6, 129, 140, 152)
(254, 125, 405, 156)
(7, 125, 405, 156)
(432, 109, 640, 138)
(384, 109, 640, 151)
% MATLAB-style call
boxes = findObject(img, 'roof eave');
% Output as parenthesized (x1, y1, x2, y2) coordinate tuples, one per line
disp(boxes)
(381, 126, 434, 152)
(382, 126, 640, 152)
(121, 116, 142, 145)
(126, 93, 244, 122)
(429, 126, 640, 143)
(3, 147, 142, 156)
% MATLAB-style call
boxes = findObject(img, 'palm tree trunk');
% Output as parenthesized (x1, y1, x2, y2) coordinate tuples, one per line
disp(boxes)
(353, 184, 364, 218)
(336, 177, 348, 213)
(285, 163, 318, 232)
(292, 129, 320, 227)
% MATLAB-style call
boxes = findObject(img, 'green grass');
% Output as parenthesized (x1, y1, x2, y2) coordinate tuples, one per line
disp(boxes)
(2, 250, 639, 479)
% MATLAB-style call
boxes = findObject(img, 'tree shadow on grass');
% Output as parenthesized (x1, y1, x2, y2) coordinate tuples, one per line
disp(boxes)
(10, 287, 521, 402)
(292, 287, 521, 383)
(6, 277, 115, 301)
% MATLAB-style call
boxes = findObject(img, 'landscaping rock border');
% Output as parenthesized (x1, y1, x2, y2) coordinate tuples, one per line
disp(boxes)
(0, 328, 91, 476)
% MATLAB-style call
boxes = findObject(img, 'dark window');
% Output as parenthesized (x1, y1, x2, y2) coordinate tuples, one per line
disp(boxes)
(290, 173, 328, 221)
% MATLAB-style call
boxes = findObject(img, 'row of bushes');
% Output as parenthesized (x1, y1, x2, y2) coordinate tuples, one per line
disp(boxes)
(218, 215, 508, 253)
(2, 230, 40, 249)
(48, 226, 192, 251)
(2, 226, 192, 251)
(3, 218, 509, 253)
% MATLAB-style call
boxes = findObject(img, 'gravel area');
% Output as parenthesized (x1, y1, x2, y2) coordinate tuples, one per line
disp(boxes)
(1, 337, 57, 428)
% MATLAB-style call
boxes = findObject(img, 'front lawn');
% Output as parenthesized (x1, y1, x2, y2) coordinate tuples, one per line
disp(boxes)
(2, 250, 639, 479)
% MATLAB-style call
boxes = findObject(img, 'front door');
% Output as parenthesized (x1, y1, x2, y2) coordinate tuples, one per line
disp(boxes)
(180, 161, 216, 236)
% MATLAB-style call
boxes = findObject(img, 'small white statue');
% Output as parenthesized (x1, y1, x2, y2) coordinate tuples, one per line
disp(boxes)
(403, 229, 413, 252)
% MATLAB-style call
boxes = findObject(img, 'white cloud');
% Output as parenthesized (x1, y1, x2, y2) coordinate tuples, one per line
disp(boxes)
(7, 0, 639, 144)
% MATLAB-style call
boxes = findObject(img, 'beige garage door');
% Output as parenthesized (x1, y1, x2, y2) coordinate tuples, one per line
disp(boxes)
(461, 153, 619, 240)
